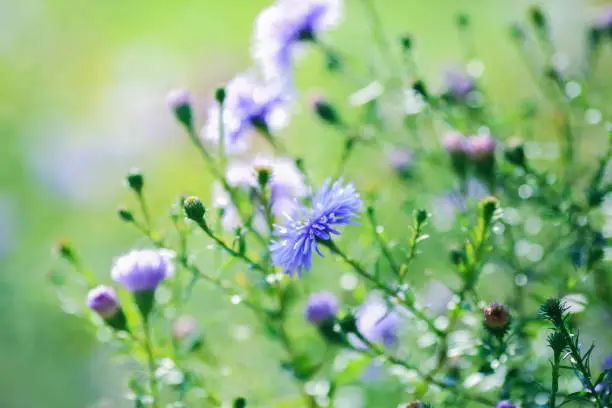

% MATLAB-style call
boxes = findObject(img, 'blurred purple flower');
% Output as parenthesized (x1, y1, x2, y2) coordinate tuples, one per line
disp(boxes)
(252, 0, 343, 81)
(111, 249, 175, 292)
(212, 156, 307, 230)
(87, 285, 120, 318)
(204, 72, 290, 154)
(443, 131, 468, 154)
(431, 177, 489, 231)
(305, 291, 339, 324)
(385, 146, 414, 176)
(270, 178, 362, 277)
(594, 6, 612, 30)
(603, 354, 612, 371)
(496, 401, 517, 408)
(350, 296, 401, 349)
(466, 134, 497, 161)
(444, 68, 475, 100)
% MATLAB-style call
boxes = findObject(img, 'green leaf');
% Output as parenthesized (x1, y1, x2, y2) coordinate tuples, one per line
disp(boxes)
(333, 353, 371, 386)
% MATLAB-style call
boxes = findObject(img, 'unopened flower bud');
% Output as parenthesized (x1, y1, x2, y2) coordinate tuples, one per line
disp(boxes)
(183, 196, 206, 221)
(456, 13, 470, 29)
(254, 165, 272, 189)
(478, 196, 500, 228)
(126, 168, 144, 194)
(167, 88, 193, 130)
(484, 302, 510, 330)
(55, 240, 76, 263)
(505, 140, 526, 168)
(87, 285, 120, 319)
(309, 92, 342, 126)
(215, 87, 226, 105)
(529, 6, 548, 31)
(87, 285, 128, 331)
(118, 207, 134, 223)
(415, 209, 429, 225)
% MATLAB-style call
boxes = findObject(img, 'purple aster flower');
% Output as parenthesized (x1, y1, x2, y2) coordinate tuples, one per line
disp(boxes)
(350, 296, 401, 349)
(252, 0, 343, 81)
(496, 401, 517, 408)
(444, 67, 475, 100)
(305, 291, 339, 324)
(87, 285, 120, 318)
(270, 178, 362, 277)
(204, 72, 290, 154)
(385, 146, 414, 176)
(111, 249, 175, 292)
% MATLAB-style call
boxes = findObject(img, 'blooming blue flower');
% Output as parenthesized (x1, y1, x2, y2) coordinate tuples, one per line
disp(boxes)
(111, 249, 175, 292)
(349, 296, 401, 349)
(252, 0, 343, 81)
(305, 291, 339, 324)
(204, 72, 290, 153)
(87, 285, 120, 318)
(496, 401, 517, 408)
(270, 178, 362, 277)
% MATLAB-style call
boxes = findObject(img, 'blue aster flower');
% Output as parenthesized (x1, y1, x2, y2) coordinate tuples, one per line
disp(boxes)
(204, 72, 290, 154)
(270, 178, 362, 277)
(252, 0, 343, 82)
(305, 291, 339, 324)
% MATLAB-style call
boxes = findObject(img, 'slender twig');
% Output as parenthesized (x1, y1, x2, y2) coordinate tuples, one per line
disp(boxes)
(142, 320, 159, 408)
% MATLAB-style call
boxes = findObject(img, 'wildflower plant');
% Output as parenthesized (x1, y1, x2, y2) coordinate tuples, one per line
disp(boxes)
(49, 1, 612, 407)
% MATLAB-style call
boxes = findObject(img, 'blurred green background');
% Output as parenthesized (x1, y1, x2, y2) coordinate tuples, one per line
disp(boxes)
(1, 0, 611, 407)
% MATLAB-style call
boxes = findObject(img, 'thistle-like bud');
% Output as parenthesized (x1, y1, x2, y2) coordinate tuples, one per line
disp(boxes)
(484, 302, 510, 333)
(504, 140, 526, 168)
(126, 168, 144, 194)
(443, 131, 469, 178)
(538, 298, 569, 327)
(167, 88, 193, 130)
(309, 92, 342, 126)
(183, 196, 206, 221)
(117, 207, 134, 223)
(547, 330, 567, 356)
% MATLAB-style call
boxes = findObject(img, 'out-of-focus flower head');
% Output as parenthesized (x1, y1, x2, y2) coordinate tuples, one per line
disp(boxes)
(594, 6, 612, 31)
(270, 178, 362, 277)
(350, 295, 401, 349)
(305, 291, 339, 324)
(204, 72, 291, 154)
(466, 134, 497, 161)
(484, 302, 510, 330)
(496, 401, 517, 408)
(252, 0, 343, 82)
(386, 146, 414, 177)
(212, 156, 307, 231)
(444, 67, 475, 100)
(111, 249, 175, 292)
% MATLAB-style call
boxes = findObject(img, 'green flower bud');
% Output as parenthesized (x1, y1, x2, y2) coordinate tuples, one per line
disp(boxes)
(183, 196, 206, 221)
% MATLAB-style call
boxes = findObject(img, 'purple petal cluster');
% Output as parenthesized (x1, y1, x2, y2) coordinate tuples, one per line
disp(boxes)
(111, 249, 175, 292)
(496, 401, 517, 408)
(87, 285, 120, 318)
(270, 178, 362, 277)
(204, 72, 290, 153)
(253, 0, 343, 81)
(305, 291, 339, 324)
(444, 68, 475, 100)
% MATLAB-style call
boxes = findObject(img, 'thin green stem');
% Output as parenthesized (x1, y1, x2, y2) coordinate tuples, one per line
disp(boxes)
(324, 240, 442, 337)
(549, 353, 560, 408)
(143, 320, 159, 408)
(366, 208, 401, 276)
